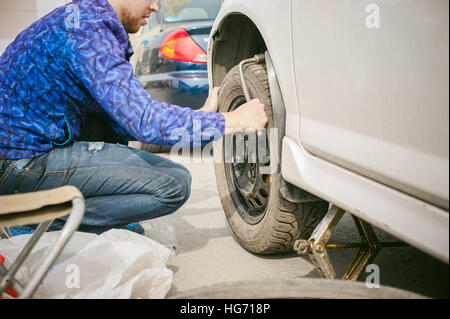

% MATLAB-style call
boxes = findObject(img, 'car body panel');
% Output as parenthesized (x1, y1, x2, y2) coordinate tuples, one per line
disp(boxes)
(138, 68, 209, 108)
(291, 0, 449, 210)
(282, 137, 449, 263)
(209, 0, 449, 261)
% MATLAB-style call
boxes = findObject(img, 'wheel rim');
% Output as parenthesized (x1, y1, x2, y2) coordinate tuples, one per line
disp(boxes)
(223, 95, 271, 225)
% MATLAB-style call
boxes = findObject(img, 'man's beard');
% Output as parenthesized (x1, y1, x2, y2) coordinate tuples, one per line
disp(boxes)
(121, 7, 141, 34)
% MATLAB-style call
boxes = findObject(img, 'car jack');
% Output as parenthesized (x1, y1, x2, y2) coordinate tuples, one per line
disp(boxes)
(294, 205, 408, 280)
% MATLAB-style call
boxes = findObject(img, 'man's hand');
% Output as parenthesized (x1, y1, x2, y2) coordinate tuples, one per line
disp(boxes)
(197, 87, 220, 113)
(195, 88, 268, 135)
(223, 99, 268, 134)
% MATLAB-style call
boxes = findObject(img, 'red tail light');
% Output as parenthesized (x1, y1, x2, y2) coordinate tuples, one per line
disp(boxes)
(160, 29, 207, 64)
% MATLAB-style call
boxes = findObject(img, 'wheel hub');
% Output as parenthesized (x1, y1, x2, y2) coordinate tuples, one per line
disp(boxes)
(224, 96, 271, 224)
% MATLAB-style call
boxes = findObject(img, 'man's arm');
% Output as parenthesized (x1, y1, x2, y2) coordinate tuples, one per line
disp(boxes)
(198, 87, 268, 135)
(67, 28, 225, 146)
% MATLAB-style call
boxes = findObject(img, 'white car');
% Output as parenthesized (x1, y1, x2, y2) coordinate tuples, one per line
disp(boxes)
(208, 0, 449, 265)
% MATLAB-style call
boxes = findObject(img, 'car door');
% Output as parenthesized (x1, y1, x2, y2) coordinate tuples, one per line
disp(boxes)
(291, 0, 449, 210)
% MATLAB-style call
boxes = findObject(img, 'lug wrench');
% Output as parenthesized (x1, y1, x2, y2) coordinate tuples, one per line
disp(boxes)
(238, 54, 266, 137)
(238, 54, 266, 102)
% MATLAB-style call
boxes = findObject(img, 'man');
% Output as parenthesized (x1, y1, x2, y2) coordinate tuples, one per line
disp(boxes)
(0, 0, 267, 235)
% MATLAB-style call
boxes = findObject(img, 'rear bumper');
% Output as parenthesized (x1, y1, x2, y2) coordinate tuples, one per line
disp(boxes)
(138, 70, 209, 109)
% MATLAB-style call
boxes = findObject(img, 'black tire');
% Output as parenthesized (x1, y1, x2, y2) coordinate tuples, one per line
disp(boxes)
(141, 144, 171, 153)
(214, 63, 329, 254)
(168, 278, 425, 299)
(129, 141, 171, 153)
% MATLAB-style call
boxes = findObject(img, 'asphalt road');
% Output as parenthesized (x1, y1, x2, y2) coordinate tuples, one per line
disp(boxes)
(142, 151, 448, 299)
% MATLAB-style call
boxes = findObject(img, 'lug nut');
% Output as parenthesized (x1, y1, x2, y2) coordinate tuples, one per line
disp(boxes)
(294, 240, 311, 255)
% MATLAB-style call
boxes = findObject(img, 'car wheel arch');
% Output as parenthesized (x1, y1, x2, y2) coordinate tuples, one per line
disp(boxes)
(210, 13, 267, 88)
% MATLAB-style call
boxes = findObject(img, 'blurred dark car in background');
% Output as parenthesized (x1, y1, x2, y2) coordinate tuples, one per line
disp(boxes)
(131, 0, 222, 109)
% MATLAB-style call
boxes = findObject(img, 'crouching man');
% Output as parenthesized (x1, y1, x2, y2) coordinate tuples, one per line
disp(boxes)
(0, 0, 267, 235)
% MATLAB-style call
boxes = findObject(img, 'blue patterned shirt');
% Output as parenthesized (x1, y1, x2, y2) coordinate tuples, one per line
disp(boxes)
(0, 0, 225, 159)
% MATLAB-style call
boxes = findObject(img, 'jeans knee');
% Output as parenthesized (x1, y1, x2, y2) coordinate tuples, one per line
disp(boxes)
(154, 165, 191, 207)
(176, 166, 192, 204)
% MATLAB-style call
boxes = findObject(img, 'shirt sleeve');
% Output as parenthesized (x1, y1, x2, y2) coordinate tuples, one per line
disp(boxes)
(66, 27, 225, 147)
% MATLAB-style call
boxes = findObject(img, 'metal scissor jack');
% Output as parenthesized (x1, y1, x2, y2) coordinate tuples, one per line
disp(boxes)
(294, 205, 407, 280)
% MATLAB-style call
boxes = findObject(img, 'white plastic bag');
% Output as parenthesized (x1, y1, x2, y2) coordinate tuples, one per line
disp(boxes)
(0, 229, 174, 299)
(142, 219, 178, 255)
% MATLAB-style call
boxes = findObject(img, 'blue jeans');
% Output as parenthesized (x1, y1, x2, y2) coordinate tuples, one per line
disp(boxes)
(0, 142, 191, 234)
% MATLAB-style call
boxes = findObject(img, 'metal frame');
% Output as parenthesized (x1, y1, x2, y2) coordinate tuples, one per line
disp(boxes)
(0, 197, 85, 299)
(294, 204, 408, 281)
